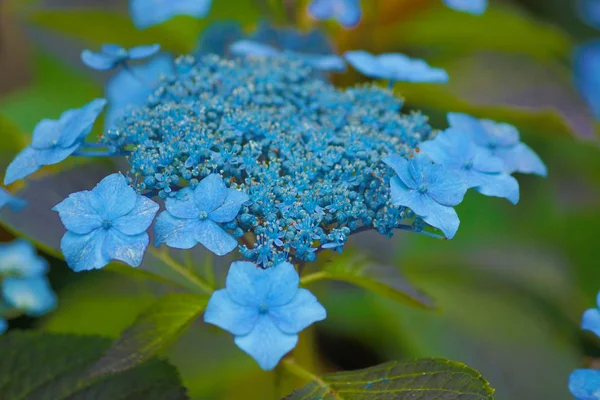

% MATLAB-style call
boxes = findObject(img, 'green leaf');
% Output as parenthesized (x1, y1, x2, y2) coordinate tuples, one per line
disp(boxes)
(304, 250, 434, 309)
(0, 330, 188, 400)
(283, 358, 494, 400)
(90, 293, 209, 378)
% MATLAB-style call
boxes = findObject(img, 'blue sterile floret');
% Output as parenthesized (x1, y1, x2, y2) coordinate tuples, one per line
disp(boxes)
(0, 187, 26, 212)
(53, 173, 159, 271)
(345, 51, 449, 84)
(0, 239, 48, 277)
(447, 113, 547, 177)
(204, 261, 326, 370)
(420, 128, 520, 204)
(2, 277, 56, 317)
(4, 98, 107, 185)
(154, 173, 249, 255)
(81, 44, 161, 71)
(130, 0, 213, 30)
(308, 0, 362, 28)
(570, 292, 600, 399)
(443, 0, 487, 15)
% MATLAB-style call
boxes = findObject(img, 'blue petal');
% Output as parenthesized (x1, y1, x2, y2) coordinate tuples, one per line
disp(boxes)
(130, 0, 213, 30)
(443, 0, 487, 15)
(30, 119, 63, 150)
(4, 147, 41, 185)
(474, 173, 520, 205)
(100, 44, 127, 58)
(0, 239, 48, 277)
(382, 154, 417, 189)
(308, 0, 362, 28)
(269, 289, 326, 334)
(2, 276, 56, 316)
(195, 21, 243, 57)
(335, 0, 362, 27)
(112, 195, 159, 235)
(575, 40, 600, 120)
(0, 318, 6, 334)
(479, 119, 521, 148)
(225, 261, 299, 308)
(582, 308, 600, 339)
(295, 54, 347, 72)
(102, 229, 149, 267)
(194, 174, 229, 213)
(61, 229, 110, 272)
(81, 50, 118, 70)
(420, 128, 474, 170)
(165, 187, 200, 219)
(89, 174, 138, 221)
(377, 53, 449, 83)
(53, 191, 103, 235)
(577, 0, 600, 30)
(495, 143, 547, 177)
(105, 55, 175, 130)
(209, 188, 249, 223)
(422, 163, 467, 206)
(154, 211, 201, 249)
(234, 315, 298, 370)
(34, 145, 80, 166)
(389, 176, 431, 217)
(195, 219, 238, 256)
(230, 40, 280, 58)
(204, 289, 259, 336)
(128, 44, 161, 60)
(0, 187, 27, 212)
(420, 197, 460, 239)
(569, 369, 600, 400)
(447, 112, 488, 144)
(344, 51, 382, 79)
(58, 98, 107, 147)
(472, 146, 504, 173)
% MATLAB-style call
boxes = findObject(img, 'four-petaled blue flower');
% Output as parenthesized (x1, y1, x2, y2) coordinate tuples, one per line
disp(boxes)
(344, 51, 449, 84)
(383, 153, 467, 239)
(569, 291, 600, 400)
(0, 187, 26, 212)
(420, 128, 520, 204)
(154, 174, 249, 256)
(447, 113, 547, 177)
(308, 0, 362, 28)
(230, 40, 346, 72)
(130, 0, 213, 30)
(4, 99, 107, 185)
(0, 239, 48, 277)
(53, 173, 159, 272)
(81, 44, 161, 71)
(2, 276, 57, 317)
(574, 40, 600, 121)
(204, 261, 327, 370)
(443, 0, 487, 15)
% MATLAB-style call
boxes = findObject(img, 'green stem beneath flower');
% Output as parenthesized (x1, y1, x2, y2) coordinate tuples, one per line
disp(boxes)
(299, 271, 328, 286)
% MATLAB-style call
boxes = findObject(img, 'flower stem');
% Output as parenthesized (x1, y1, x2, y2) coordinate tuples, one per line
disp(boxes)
(148, 248, 214, 294)
(299, 271, 328, 286)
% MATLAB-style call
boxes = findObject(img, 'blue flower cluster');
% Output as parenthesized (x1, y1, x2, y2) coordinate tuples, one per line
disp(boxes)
(0, 239, 57, 333)
(570, 292, 600, 399)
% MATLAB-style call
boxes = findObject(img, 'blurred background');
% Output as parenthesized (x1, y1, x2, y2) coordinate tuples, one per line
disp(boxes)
(1, 0, 599, 399)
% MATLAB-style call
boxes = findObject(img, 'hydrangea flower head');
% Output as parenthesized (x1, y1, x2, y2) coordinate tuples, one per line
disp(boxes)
(383, 153, 467, 239)
(447, 113, 547, 176)
(344, 51, 449, 84)
(81, 44, 161, 71)
(204, 261, 326, 370)
(155, 174, 249, 256)
(308, 0, 362, 28)
(0, 187, 26, 211)
(4, 98, 107, 185)
(130, 0, 213, 29)
(443, 0, 487, 15)
(420, 128, 520, 204)
(570, 292, 600, 399)
(0, 239, 48, 277)
(105, 54, 175, 131)
(53, 173, 159, 272)
(2, 276, 57, 317)
(574, 40, 600, 121)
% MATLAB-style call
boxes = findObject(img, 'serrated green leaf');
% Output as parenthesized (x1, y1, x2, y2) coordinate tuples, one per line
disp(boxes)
(90, 293, 209, 378)
(0, 330, 188, 400)
(283, 358, 494, 400)
(305, 250, 434, 309)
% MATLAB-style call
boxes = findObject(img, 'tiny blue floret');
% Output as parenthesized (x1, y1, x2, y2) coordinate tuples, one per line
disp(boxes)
(81, 44, 161, 71)
(443, 0, 487, 15)
(130, 0, 213, 30)
(345, 51, 449, 84)
(204, 261, 326, 370)
(2, 276, 57, 317)
(154, 174, 249, 256)
(53, 173, 159, 272)
(0, 187, 26, 212)
(383, 153, 467, 239)
(420, 128, 520, 204)
(447, 113, 547, 177)
(308, 0, 362, 28)
(0, 239, 48, 277)
(4, 98, 107, 185)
